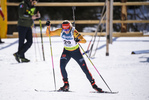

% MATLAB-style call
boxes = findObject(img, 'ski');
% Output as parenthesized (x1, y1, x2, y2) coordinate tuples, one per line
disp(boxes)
(34, 89, 73, 92)
(90, 91, 118, 94)
(131, 50, 149, 54)
(35, 89, 118, 94)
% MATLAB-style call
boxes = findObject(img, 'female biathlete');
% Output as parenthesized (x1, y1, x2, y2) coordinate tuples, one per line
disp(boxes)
(46, 20, 103, 92)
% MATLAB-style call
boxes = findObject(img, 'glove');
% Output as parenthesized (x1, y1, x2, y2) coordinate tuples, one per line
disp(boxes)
(74, 38, 80, 42)
(46, 20, 50, 26)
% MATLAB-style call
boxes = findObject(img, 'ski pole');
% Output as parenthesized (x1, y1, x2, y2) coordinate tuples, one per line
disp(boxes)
(72, 6, 76, 27)
(34, 23, 42, 61)
(88, 12, 106, 58)
(78, 43, 112, 92)
(32, 20, 38, 61)
(84, 12, 106, 56)
(39, 19, 45, 61)
(88, 2, 106, 58)
(33, 20, 42, 61)
(92, 24, 105, 58)
(91, 2, 106, 58)
(86, 36, 93, 54)
(46, 21, 57, 90)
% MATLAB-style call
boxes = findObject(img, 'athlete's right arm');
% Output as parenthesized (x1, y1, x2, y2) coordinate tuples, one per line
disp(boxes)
(46, 26, 62, 36)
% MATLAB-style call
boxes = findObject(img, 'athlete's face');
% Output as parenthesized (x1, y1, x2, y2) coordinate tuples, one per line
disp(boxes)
(62, 23, 70, 34)
(64, 30, 70, 34)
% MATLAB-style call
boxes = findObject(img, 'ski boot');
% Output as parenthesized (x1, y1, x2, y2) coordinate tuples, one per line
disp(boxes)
(20, 58, 30, 63)
(59, 79, 69, 91)
(13, 52, 20, 63)
(91, 80, 103, 93)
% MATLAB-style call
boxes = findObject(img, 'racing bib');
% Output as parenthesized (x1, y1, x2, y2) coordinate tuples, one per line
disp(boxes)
(60, 27, 79, 50)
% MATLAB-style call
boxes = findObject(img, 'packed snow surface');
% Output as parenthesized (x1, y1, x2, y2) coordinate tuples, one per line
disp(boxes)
(0, 36, 149, 100)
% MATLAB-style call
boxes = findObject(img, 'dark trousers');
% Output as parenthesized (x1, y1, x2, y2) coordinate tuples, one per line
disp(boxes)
(60, 48, 94, 82)
(0, 33, 3, 42)
(17, 26, 33, 58)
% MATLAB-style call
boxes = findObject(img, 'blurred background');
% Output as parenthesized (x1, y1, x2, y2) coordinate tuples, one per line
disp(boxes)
(6, 0, 149, 35)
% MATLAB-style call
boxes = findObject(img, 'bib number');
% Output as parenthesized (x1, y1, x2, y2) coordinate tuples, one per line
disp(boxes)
(64, 40, 71, 45)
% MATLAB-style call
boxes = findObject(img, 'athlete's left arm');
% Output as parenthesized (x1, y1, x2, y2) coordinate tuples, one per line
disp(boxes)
(74, 29, 86, 43)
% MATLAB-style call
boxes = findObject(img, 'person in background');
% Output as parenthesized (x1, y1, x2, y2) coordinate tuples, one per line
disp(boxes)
(13, 0, 40, 63)
(46, 20, 103, 92)
(0, 6, 5, 44)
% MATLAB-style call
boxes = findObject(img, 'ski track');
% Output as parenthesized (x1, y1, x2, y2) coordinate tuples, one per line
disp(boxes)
(0, 36, 149, 100)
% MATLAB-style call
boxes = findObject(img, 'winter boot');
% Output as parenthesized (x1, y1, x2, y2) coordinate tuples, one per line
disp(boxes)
(0, 41, 4, 44)
(91, 80, 103, 93)
(59, 78, 69, 91)
(13, 53, 20, 63)
(0, 38, 4, 44)
(20, 58, 30, 63)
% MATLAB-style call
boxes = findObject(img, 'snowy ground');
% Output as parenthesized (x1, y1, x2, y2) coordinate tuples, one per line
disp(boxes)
(0, 36, 149, 100)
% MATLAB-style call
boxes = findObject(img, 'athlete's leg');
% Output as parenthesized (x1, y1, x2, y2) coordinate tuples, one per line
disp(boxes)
(60, 49, 71, 80)
(71, 48, 94, 82)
